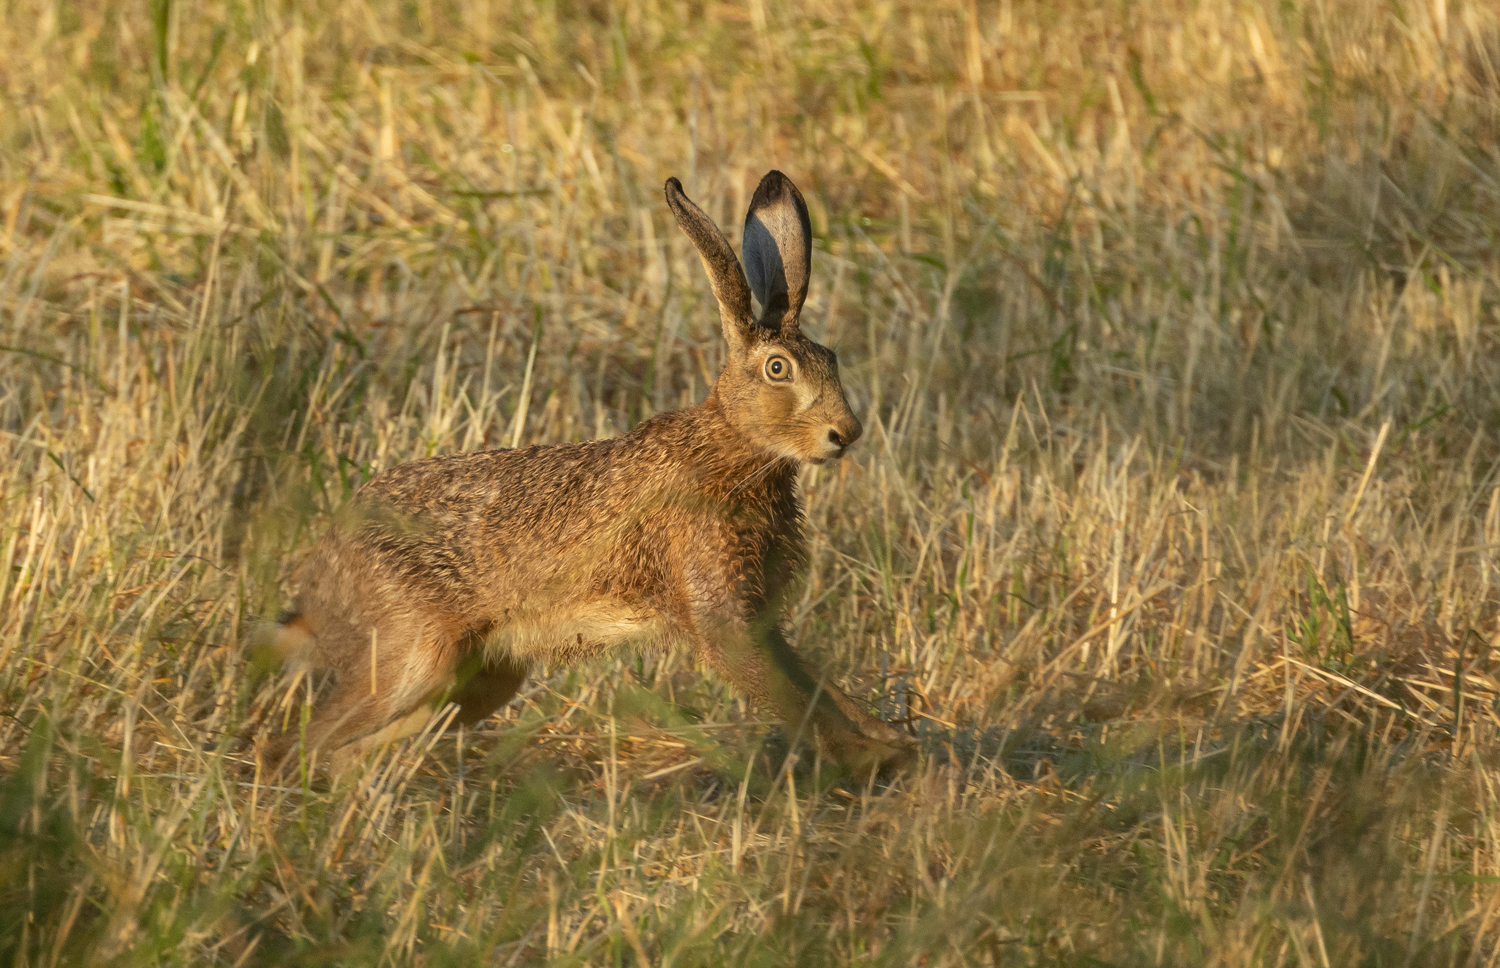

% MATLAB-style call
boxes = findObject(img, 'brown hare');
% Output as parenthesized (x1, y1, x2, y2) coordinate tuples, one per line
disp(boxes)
(264, 171, 914, 776)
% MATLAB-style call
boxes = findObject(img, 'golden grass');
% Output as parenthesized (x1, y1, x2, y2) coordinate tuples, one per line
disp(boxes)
(3, 0, 1500, 963)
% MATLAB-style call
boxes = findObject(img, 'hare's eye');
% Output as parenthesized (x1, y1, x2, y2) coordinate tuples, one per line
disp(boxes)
(765, 356, 793, 382)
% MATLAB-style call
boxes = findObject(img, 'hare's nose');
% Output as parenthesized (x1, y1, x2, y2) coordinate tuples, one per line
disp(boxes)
(828, 416, 863, 449)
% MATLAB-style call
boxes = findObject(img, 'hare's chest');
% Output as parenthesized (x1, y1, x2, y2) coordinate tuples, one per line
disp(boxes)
(733, 519, 806, 598)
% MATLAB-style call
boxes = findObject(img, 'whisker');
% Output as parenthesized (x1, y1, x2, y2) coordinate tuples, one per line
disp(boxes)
(727, 455, 789, 497)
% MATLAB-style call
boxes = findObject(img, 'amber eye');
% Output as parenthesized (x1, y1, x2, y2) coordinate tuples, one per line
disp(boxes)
(765, 355, 793, 382)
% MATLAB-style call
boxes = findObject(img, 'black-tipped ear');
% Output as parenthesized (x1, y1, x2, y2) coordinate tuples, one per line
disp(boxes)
(664, 177, 756, 351)
(742, 170, 813, 335)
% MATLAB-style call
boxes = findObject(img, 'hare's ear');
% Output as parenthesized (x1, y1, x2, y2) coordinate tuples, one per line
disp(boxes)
(742, 170, 812, 336)
(664, 177, 757, 352)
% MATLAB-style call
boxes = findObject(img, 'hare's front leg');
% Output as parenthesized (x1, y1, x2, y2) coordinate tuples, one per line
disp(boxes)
(760, 625, 916, 755)
(690, 612, 912, 773)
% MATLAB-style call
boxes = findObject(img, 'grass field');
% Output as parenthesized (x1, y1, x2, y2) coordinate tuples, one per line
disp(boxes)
(3, 0, 1500, 963)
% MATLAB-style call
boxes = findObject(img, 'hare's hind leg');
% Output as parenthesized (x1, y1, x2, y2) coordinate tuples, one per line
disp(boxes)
(324, 648, 527, 772)
(327, 703, 442, 774)
(321, 644, 527, 773)
(262, 611, 466, 774)
(335, 645, 528, 763)
(261, 683, 397, 774)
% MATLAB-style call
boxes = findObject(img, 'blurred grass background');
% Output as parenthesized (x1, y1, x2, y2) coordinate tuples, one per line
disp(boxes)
(3, 0, 1500, 963)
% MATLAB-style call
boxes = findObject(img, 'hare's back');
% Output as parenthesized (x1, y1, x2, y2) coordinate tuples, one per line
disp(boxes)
(360, 440, 606, 507)
(354, 416, 705, 526)
(288, 444, 605, 626)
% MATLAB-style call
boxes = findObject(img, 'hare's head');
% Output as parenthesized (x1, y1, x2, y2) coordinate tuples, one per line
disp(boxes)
(665, 172, 862, 465)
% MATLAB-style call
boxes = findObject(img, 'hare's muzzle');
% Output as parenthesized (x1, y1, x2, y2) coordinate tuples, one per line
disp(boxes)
(822, 414, 863, 459)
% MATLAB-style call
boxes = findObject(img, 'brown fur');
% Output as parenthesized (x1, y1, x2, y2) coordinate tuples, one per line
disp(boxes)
(262, 171, 914, 775)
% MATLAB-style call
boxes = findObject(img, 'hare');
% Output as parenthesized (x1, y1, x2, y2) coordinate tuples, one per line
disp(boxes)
(263, 171, 915, 776)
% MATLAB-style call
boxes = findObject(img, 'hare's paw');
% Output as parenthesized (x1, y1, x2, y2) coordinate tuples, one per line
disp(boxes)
(826, 729, 917, 778)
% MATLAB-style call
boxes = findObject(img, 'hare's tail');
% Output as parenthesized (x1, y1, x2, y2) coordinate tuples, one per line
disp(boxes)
(271, 611, 317, 661)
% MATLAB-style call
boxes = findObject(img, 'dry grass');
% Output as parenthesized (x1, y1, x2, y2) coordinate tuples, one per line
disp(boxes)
(4, 0, 1500, 963)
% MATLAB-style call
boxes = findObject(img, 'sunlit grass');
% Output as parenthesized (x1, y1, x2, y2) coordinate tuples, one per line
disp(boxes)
(3, 0, 1500, 963)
